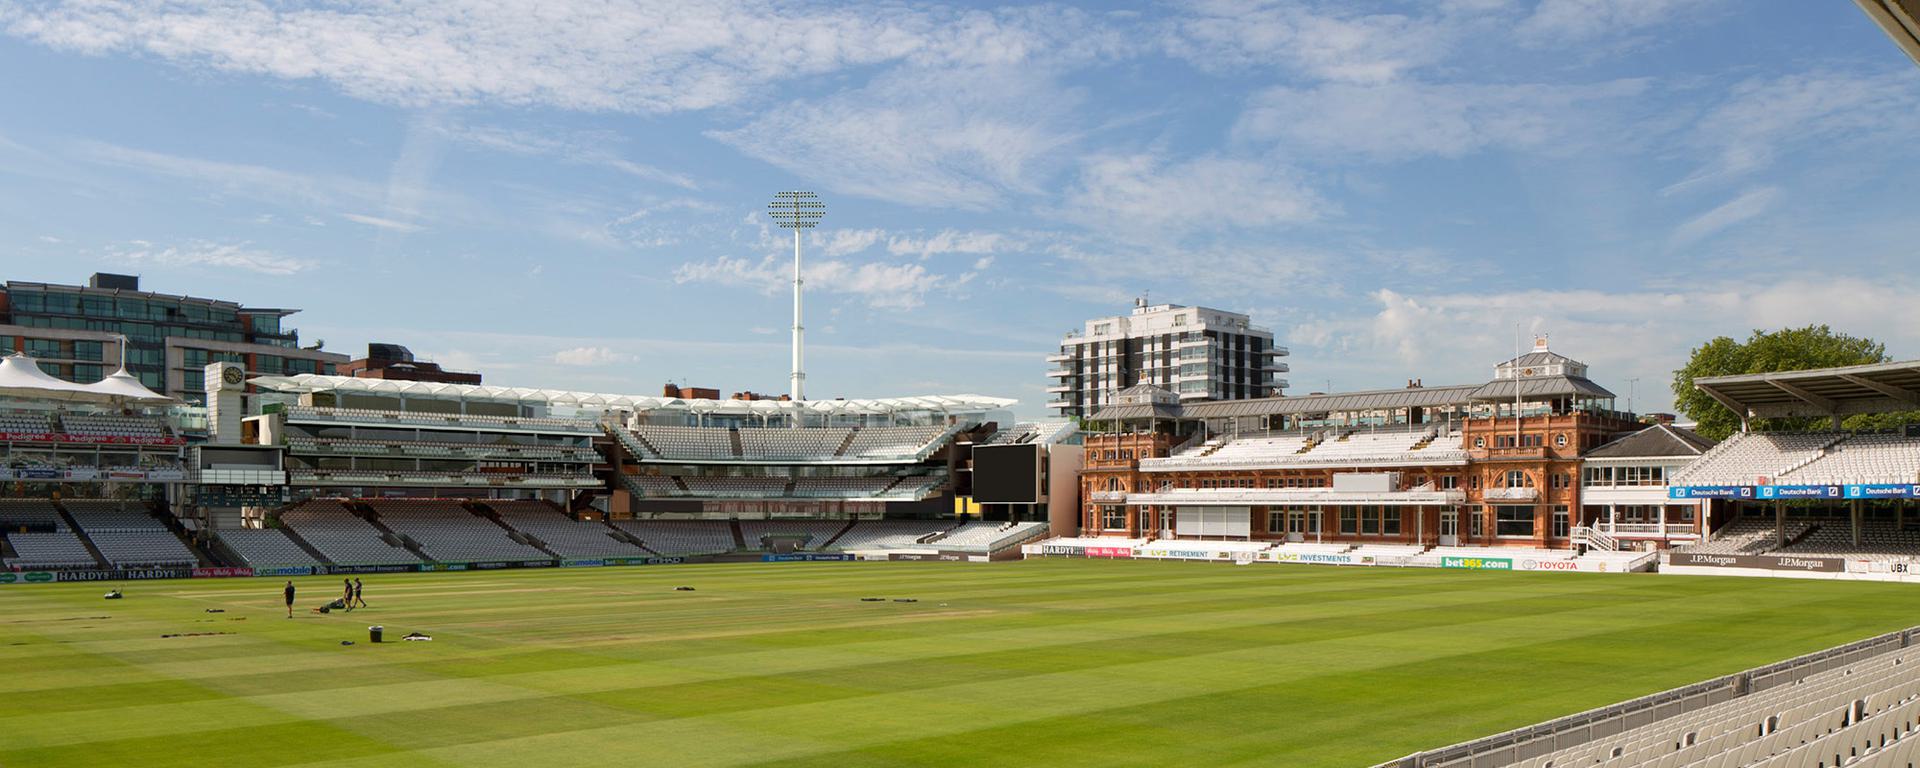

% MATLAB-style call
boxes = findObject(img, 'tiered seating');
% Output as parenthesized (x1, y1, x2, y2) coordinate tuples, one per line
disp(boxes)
(1780, 521, 1920, 561)
(613, 520, 736, 554)
(0, 412, 53, 434)
(1297, 426, 1432, 461)
(88, 530, 196, 567)
(1672, 431, 1844, 486)
(365, 500, 547, 562)
(286, 437, 599, 461)
(630, 425, 735, 460)
(622, 474, 685, 497)
(216, 529, 323, 567)
(1780, 432, 1920, 485)
(737, 520, 847, 549)
(1484, 638, 1920, 768)
(789, 476, 900, 498)
(58, 414, 171, 439)
(827, 520, 950, 550)
(0, 498, 64, 530)
(983, 421, 1075, 445)
(679, 476, 789, 498)
(488, 501, 646, 558)
(737, 428, 850, 460)
(887, 475, 948, 499)
(1677, 517, 1814, 555)
(280, 499, 420, 566)
(934, 521, 1047, 551)
(4, 531, 97, 569)
(284, 405, 598, 433)
(840, 426, 950, 460)
(62, 500, 162, 531)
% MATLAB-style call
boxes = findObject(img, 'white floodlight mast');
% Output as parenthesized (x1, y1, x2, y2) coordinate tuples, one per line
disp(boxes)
(767, 192, 824, 407)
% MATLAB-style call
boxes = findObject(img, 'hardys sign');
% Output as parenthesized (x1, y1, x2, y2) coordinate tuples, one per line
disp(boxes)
(1670, 552, 1843, 572)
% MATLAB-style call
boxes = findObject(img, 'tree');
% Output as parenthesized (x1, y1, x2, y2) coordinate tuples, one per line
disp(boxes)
(1672, 325, 1917, 441)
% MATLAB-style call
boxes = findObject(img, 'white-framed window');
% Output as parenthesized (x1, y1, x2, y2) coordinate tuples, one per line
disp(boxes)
(1495, 506, 1535, 537)
(1552, 506, 1569, 538)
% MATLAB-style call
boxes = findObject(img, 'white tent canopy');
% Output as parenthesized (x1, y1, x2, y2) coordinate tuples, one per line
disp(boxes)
(86, 366, 174, 403)
(0, 352, 109, 402)
(248, 374, 1015, 417)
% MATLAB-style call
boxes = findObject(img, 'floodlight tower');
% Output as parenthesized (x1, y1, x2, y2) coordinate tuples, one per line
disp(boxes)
(767, 191, 824, 403)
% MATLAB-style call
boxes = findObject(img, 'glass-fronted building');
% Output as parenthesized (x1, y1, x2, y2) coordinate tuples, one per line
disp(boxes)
(0, 273, 346, 405)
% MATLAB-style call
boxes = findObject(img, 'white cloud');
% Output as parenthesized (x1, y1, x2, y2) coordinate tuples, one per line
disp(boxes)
(1236, 79, 1647, 162)
(107, 240, 314, 275)
(340, 212, 424, 233)
(1664, 71, 1920, 195)
(1668, 187, 1780, 248)
(1164, 2, 1452, 84)
(710, 65, 1083, 209)
(672, 255, 945, 310)
(434, 123, 696, 190)
(1062, 153, 1327, 234)
(551, 346, 634, 366)
(886, 230, 1011, 260)
(1, 1, 1109, 114)
(1515, 0, 1701, 48)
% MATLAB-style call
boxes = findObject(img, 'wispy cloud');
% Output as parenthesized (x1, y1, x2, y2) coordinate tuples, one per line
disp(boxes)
(1062, 153, 1327, 235)
(106, 239, 314, 275)
(673, 255, 946, 310)
(1669, 186, 1780, 248)
(551, 346, 635, 366)
(340, 212, 425, 233)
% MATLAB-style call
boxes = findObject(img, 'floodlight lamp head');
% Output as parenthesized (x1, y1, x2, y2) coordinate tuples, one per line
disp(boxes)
(767, 190, 826, 230)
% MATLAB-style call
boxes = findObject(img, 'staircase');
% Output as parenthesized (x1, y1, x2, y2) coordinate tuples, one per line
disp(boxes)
(1573, 526, 1619, 552)
(832, 429, 859, 457)
(469, 502, 561, 559)
(274, 518, 336, 566)
(353, 503, 434, 562)
(819, 519, 858, 549)
(728, 428, 744, 457)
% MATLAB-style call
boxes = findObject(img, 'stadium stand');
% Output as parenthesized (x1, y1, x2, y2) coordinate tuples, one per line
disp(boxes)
(215, 529, 324, 568)
(284, 405, 598, 433)
(62, 499, 163, 531)
(0, 498, 65, 530)
(58, 414, 173, 440)
(825, 520, 950, 550)
(629, 425, 735, 460)
(484, 501, 647, 558)
(86, 530, 196, 567)
(1677, 518, 1815, 555)
(1670, 431, 1847, 486)
(4, 531, 98, 569)
(736, 427, 851, 460)
(0, 412, 53, 434)
(364, 499, 548, 562)
(789, 476, 900, 498)
(612, 519, 737, 555)
(622, 474, 686, 498)
(930, 521, 1049, 551)
(1379, 627, 1920, 768)
(840, 425, 954, 460)
(1778, 521, 1920, 561)
(737, 519, 847, 550)
(679, 476, 790, 498)
(1777, 432, 1920, 485)
(280, 499, 421, 566)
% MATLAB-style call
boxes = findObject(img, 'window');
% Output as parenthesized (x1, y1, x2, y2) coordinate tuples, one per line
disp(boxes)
(1496, 506, 1535, 537)
(1439, 475, 1459, 490)
(1552, 506, 1569, 538)
(25, 339, 62, 358)
(1474, 436, 1485, 448)
(1101, 507, 1127, 530)
(1361, 506, 1380, 535)
(1504, 470, 1531, 488)
(1382, 509, 1401, 536)
(1551, 473, 1571, 489)
(1339, 507, 1359, 535)
(1268, 511, 1286, 533)
(1470, 509, 1484, 537)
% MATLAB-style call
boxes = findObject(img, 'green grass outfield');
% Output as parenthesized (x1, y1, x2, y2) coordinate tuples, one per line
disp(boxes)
(6, 559, 1920, 768)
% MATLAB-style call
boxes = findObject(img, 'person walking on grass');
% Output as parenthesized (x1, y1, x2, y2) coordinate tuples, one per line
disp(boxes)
(283, 580, 296, 618)
(352, 578, 365, 609)
(342, 578, 354, 612)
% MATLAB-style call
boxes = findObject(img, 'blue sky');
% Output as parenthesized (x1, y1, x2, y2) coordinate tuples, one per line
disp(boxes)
(1, 0, 1917, 418)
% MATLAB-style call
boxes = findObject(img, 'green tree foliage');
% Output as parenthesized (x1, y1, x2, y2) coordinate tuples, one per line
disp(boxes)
(1673, 325, 1918, 440)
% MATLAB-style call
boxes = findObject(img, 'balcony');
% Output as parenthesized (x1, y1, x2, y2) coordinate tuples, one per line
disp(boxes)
(1045, 400, 1072, 410)
(1044, 368, 1073, 378)
(1045, 384, 1071, 394)
(1089, 490, 1128, 502)
(1045, 352, 1072, 363)
(1264, 362, 1290, 373)
(1484, 487, 1538, 501)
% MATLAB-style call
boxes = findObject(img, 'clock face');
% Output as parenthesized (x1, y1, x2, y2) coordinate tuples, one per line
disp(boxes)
(222, 367, 245, 385)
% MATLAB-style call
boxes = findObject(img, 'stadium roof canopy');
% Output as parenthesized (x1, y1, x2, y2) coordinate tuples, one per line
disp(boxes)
(1693, 360, 1920, 420)
(249, 374, 1014, 416)
(1088, 384, 1482, 422)
(1467, 375, 1615, 402)
(1856, 0, 1920, 66)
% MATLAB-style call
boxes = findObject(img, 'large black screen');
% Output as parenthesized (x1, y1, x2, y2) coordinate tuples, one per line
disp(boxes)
(971, 443, 1039, 503)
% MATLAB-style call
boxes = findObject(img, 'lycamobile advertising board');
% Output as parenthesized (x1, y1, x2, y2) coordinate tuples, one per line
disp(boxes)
(1441, 556, 1512, 571)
